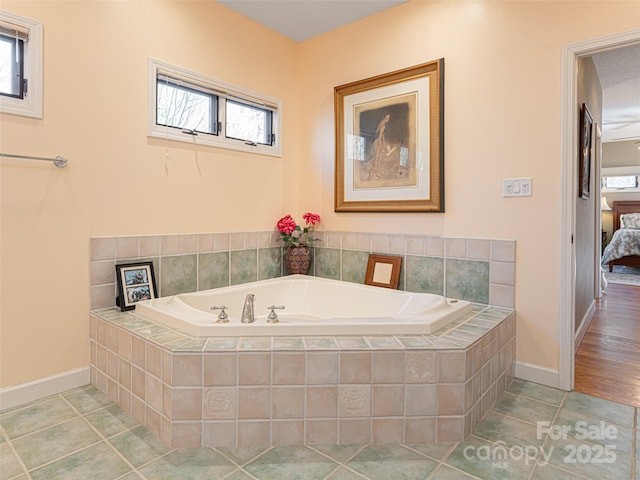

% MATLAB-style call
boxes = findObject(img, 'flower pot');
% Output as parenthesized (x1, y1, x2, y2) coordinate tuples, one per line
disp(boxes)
(285, 246, 311, 275)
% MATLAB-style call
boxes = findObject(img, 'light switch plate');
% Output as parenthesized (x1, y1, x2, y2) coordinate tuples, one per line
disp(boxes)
(503, 177, 532, 197)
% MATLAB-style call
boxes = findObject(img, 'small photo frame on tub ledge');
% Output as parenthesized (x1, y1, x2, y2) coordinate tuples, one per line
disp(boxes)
(115, 261, 157, 311)
(365, 254, 402, 289)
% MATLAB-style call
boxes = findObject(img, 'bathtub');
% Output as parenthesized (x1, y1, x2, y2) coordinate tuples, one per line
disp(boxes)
(135, 275, 472, 337)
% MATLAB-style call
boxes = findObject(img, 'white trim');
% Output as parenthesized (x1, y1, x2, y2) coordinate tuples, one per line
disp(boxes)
(0, 367, 90, 410)
(147, 58, 283, 157)
(574, 299, 596, 349)
(515, 361, 560, 389)
(559, 27, 640, 392)
(0, 11, 43, 119)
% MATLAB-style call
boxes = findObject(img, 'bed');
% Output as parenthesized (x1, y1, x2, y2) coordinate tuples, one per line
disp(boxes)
(601, 200, 640, 271)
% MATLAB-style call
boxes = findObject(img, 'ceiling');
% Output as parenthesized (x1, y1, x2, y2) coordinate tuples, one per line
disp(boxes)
(218, 0, 407, 43)
(218, 1, 640, 144)
(592, 44, 640, 143)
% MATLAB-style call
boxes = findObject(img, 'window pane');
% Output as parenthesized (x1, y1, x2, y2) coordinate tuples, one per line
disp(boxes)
(157, 79, 216, 134)
(226, 99, 272, 145)
(0, 35, 24, 98)
(604, 175, 638, 189)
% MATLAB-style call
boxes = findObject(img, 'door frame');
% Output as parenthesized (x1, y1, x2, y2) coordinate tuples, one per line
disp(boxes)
(559, 28, 640, 391)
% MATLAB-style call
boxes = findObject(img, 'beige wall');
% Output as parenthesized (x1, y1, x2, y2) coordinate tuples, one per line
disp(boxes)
(296, 1, 639, 378)
(1, 0, 639, 389)
(0, 1, 298, 387)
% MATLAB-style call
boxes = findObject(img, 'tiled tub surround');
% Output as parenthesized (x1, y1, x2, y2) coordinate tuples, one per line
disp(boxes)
(90, 232, 515, 311)
(89, 304, 515, 449)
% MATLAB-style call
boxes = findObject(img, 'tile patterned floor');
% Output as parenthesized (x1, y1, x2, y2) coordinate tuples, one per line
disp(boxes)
(1, 379, 638, 479)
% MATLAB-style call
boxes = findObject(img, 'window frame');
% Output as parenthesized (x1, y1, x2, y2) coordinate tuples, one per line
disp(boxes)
(0, 11, 42, 118)
(148, 58, 282, 157)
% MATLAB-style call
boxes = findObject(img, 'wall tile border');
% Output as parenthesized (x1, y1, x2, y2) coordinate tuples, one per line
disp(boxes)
(90, 231, 515, 310)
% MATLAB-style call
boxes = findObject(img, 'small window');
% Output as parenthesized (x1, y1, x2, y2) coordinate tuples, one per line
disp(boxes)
(0, 34, 24, 98)
(0, 11, 42, 118)
(602, 175, 639, 191)
(156, 78, 218, 135)
(226, 99, 273, 146)
(148, 58, 282, 156)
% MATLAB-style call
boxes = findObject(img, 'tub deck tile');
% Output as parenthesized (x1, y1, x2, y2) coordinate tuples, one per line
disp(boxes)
(304, 337, 338, 350)
(205, 338, 239, 351)
(334, 337, 370, 350)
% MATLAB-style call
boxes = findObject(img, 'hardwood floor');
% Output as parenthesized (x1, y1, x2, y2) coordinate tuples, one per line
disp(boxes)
(574, 282, 640, 407)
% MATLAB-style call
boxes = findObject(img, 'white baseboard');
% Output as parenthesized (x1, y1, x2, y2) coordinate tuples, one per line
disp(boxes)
(574, 300, 596, 350)
(515, 361, 561, 389)
(0, 367, 90, 410)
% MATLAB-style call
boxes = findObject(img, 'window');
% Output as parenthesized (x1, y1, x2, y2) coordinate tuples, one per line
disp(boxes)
(602, 175, 640, 192)
(0, 34, 24, 98)
(0, 11, 42, 118)
(603, 175, 638, 190)
(148, 58, 281, 156)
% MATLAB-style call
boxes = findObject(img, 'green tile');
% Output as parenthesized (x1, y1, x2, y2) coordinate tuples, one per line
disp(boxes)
(405, 255, 444, 295)
(118, 472, 142, 480)
(492, 392, 560, 426)
(215, 446, 270, 465)
(62, 385, 114, 414)
(0, 397, 77, 439)
(244, 446, 338, 480)
(551, 408, 634, 456)
(315, 248, 341, 280)
(472, 412, 544, 448)
(12, 418, 101, 470)
(259, 247, 283, 280)
(506, 379, 565, 407)
(161, 254, 197, 296)
(444, 435, 537, 480)
(445, 259, 489, 304)
(109, 425, 171, 468)
(404, 442, 456, 461)
(29, 441, 130, 480)
(0, 442, 26, 478)
(224, 470, 256, 480)
(312, 444, 364, 463)
(346, 444, 438, 480)
(562, 392, 635, 428)
(198, 252, 230, 290)
(85, 404, 139, 438)
(429, 464, 477, 479)
(325, 467, 365, 479)
(544, 435, 632, 479)
(140, 448, 235, 479)
(341, 250, 369, 284)
(118, 473, 144, 480)
(0, 393, 61, 415)
(531, 462, 592, 480)
(230, 250, 258, 285)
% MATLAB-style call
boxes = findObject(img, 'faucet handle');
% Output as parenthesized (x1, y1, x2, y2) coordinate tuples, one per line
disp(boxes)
(210, 305, 229, 323)
(267, 305, 285, 324)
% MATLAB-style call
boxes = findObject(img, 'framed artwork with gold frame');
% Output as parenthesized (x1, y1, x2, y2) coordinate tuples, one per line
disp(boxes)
(334, 59, 444, 212)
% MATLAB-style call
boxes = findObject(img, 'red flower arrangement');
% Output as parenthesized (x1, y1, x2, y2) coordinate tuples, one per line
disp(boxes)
(276, 212, 321, 248)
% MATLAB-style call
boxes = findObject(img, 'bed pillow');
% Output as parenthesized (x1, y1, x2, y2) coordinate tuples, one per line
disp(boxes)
(621, 213, 640, 229)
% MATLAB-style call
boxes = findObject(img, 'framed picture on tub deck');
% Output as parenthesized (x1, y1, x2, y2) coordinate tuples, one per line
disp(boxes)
(579, 103, 593, 200)
(365, 254, 402, 289)
(115, 261, 158, 311)
(334, 59, 444, 212)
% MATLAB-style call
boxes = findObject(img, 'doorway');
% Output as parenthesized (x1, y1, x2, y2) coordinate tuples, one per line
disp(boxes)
(559, 28, 640, 391)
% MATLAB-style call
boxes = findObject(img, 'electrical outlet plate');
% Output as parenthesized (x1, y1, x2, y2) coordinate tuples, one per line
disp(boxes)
(503, 177, 532, 197)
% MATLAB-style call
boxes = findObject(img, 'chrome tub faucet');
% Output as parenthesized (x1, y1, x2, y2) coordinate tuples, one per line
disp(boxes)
(241, 294, 255, 323)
